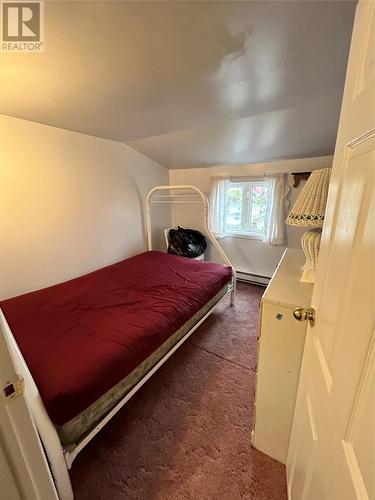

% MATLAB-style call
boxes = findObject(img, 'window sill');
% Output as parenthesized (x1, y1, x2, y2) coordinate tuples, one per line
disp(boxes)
(225, 233, 265, 241)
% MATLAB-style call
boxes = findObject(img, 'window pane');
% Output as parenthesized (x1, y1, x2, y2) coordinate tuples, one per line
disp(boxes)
(248, 184, 269, 232)
(225, 186, 243, 230)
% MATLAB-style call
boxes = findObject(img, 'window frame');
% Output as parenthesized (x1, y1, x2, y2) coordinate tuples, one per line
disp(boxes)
(223, 179, 271, 240)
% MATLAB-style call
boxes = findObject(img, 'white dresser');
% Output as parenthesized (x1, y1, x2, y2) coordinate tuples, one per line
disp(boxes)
(251, 248, 313, 464)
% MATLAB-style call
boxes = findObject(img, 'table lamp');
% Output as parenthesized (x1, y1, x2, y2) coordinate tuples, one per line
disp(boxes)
(286, 168, 331, 283)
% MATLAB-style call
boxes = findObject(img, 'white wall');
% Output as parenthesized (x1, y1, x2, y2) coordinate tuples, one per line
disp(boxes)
(0, 115, 170, 300)
(170, 156, 333, 278)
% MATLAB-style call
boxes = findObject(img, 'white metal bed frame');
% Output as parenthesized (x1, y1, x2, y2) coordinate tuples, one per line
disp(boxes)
(146, 184, 236, 304)
(0, 185, 235, 500)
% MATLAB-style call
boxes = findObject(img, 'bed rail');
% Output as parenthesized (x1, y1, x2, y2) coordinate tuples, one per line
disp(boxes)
(145, 184, 236, 304)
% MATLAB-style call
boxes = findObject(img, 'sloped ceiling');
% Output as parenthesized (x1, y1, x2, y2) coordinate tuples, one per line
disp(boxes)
(0, 0, 356, 168)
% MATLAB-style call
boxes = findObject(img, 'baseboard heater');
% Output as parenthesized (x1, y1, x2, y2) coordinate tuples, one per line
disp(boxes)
(236, 270, 270, 286)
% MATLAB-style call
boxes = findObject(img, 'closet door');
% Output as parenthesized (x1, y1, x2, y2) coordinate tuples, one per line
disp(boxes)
(0, 313, 59, 500)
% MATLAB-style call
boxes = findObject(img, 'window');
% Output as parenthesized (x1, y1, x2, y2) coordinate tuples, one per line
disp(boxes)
(224, 181, 271, 238)
(210, 175, 285, 244)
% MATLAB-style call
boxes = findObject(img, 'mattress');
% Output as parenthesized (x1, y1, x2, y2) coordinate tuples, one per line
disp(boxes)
(58, 285, 229, 447)
(1, 251, 232, 428)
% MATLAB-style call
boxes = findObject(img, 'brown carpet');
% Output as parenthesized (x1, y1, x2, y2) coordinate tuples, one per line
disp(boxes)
(71, 282, 287, 500)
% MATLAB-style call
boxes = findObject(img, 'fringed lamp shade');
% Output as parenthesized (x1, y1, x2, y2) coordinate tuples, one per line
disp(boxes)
(286, 168, 331, 283)
(286, 168, 330, 228)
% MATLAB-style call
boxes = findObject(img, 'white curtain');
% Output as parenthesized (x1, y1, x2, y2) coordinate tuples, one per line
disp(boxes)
(263, 175, 286, 245)
(209, 176, 229, 238)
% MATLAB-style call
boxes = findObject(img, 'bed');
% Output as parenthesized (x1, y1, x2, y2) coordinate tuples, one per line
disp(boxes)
(1, 250, 232, 447)
(0, 185, 236, 500)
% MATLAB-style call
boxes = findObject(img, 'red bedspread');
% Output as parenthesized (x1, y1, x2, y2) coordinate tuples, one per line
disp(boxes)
(1, 251, 232, 425)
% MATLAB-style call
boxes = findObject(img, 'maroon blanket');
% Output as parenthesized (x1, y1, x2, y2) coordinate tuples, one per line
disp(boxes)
(1, 251, 232, 425)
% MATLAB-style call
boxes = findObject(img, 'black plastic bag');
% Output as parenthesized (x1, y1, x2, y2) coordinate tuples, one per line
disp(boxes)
(168, 226, 207, 258)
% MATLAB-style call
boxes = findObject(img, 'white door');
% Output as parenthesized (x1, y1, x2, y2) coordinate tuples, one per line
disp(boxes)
(287, 1, 375, 499)
(0, 320, 59, 499)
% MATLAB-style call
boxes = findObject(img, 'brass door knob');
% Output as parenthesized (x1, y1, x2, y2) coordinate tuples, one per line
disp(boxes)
(293, 307, 316, 327)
